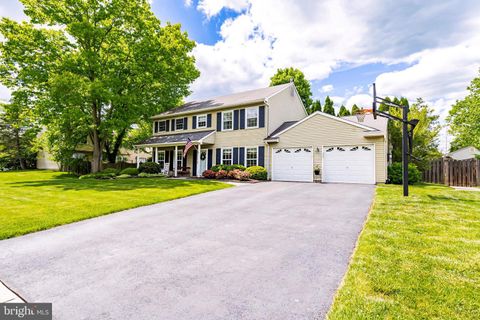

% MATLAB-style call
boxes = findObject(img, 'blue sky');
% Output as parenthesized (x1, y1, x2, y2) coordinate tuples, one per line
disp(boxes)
(1, 0, 480, 150)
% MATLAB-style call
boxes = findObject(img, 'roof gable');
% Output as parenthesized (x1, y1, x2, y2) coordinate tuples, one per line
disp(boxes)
(271, 111, 378, 138)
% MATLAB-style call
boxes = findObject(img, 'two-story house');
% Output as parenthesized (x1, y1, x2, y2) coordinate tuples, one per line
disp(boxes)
(137, 83, 388, 184)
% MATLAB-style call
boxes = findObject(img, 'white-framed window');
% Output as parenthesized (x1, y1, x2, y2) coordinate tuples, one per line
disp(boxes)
(176, 150, 183, 169)
(246, 107, 259, 128)
(158, 121, 166, 132)
(222, 111, 233, 131)
(222, 148, 233, 165)
(157, 150, 165, 168)
(175, 118, 184, 130)
(197, 114, 207, 128)
(245, 147, 258, 167)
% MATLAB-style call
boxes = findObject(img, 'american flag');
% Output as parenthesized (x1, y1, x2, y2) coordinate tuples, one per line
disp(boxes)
(183, 138, 194, 157)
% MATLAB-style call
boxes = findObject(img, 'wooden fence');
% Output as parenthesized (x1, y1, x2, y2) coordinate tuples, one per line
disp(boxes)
(423, 158, 480, 187)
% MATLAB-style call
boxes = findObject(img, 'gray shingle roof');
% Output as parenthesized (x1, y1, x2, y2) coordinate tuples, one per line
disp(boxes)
(265, 121, 298, 140)
(138, 130, 214, 146)
(155, 83, 292, 117)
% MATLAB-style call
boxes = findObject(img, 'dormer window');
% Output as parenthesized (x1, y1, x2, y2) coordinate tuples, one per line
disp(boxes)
(246, 107, 259, 128)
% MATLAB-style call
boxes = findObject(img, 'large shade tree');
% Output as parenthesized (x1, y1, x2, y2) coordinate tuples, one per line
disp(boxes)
(447, 71, 480, 151)
(270, 67, 313, 109)
(0, 0, 199, 172)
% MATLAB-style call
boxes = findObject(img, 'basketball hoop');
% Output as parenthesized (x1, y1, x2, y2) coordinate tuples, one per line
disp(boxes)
(355, 111, 366, 122)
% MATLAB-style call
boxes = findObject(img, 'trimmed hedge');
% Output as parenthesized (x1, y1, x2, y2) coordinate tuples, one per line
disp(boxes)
(211, 164, 246, 172)
(245, 166, 267, 180)
(139, 162, 162, 174)
(120, 167, 139, 176)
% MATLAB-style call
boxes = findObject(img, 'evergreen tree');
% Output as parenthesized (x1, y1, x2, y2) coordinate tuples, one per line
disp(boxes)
(338, 105, 350, 117)
(351, 104, 360, 114)
(309, 100, 321, 114)
(323, 96, 335, 115)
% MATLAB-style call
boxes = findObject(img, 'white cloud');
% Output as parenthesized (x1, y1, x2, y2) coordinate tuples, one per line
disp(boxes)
(184, 0, 193, 7)
(321, 84, 334, 93)
(345, 94, 372, 109)
(197, 0, 249, 18)
(0, 0, 27, 22)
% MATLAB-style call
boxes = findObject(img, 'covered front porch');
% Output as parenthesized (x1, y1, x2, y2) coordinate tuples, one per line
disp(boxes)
(136, 130, 215, 177)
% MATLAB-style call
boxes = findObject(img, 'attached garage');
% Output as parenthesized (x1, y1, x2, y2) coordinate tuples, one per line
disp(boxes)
(272, 147, 313, 182)
(322, 145, 375, 184)
(266, 112, 388, 184)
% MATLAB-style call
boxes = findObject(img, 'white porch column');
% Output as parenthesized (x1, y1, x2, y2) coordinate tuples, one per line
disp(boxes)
(155, 147, 158, 163)
(197, 144, 202, 177)
(174, 145, 178, 177)
(136, 147, 140, 168)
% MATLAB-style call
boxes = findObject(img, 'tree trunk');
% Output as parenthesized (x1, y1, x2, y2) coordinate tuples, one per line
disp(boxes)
(14, 128, 26, 170)
(91, 129, 103, 173)
(105, 128, 127, 163)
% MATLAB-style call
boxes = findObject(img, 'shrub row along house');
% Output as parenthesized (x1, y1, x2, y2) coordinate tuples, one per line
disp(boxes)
(136, 83, 388, 184)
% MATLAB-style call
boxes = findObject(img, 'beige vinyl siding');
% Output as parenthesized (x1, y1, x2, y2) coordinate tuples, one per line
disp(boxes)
(269, 113, 387, 183)
(266, 85, 307, 136)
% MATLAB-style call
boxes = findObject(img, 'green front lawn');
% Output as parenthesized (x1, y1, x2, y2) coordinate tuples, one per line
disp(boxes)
(0, 170, 231, 240)
(328, 184, 480, 319)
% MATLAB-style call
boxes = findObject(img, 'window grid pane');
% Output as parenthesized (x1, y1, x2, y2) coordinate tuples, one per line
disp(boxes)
(246, 108, 258, 128)
(246, 147, 257, 167)
(158, 121, 166, 131)
(223, 112, 233, 130)
(176, 119, 184, 130)
(177, 151, 183, 169)
(222, 149, 232, 165)
(197, 115, 207, 128)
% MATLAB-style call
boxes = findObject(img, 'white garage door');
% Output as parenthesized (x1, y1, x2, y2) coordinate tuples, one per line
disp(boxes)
(322, 145, 375, 184)
(272, 147, 313, 182)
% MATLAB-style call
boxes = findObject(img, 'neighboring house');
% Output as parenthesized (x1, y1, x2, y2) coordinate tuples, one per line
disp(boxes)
(447, 146, 480, 160)
(138, 83, 388, 184)
(37, 139, 150, 170)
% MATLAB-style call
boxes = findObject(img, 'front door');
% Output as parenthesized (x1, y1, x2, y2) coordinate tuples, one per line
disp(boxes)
(199, 150, 207, 174)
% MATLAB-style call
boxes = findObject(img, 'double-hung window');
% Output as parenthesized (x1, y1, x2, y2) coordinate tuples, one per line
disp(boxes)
(246, 147, 258, 167)
(176, 150, 183, 169)
(197, 114, 207, 128)
(158, 121, 166, 132)
(222, 111, 233, 130)
(157, 150, 165, 168)
(246, 107, 259, 128)
(222, 148, 233, 165)
(175, 118, 184, 130)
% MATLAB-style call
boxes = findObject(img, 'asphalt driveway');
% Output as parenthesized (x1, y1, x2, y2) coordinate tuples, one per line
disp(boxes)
(0, 182, 374, 320)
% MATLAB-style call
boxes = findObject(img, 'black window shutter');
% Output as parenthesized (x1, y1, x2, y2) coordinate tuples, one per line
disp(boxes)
(154, 121, 158, 133)
(207, 149, 213, 169)
(240, 109, 245, 129)
(184, 117, 188, 130)
(171, 119, 175, 131)
(233, 110, 239, 130)
(216, 148, 221, 164)
(192, 116, 197, 129)
(166, 120, 170, 131)
(169, 151, 174, 170)
(207, 114, 212, 127)
(192, 150, 197, 176)
(216, 112, 222, 131)
(258, 146, 265, 167)
(233, 147, 239, 164)
(259, 106, 265, 128)
(239, 147, 245, 166)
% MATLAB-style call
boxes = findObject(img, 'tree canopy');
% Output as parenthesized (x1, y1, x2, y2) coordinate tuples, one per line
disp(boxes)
(0, 0, 199, 172)
(338, 105, 350, 117)
(351, 104, 360, 115)
(270, 67, 313, 109)
(309, 100, 322, 114)
(387, 97, 441, 170)
(447, 71, 480, 151)
(323, 96, 335, 115)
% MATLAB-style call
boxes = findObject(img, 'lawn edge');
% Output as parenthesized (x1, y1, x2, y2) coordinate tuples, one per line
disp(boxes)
(325, 184, 378, 319)
(1, 180, 232, 241)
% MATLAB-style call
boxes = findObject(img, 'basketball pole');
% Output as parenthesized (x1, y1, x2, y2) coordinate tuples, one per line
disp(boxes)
(372, 83, 419, 197)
